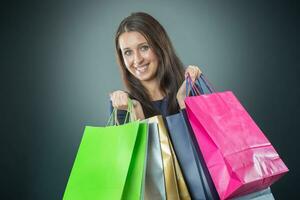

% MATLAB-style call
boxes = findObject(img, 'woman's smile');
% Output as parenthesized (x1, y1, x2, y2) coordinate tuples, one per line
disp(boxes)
(134, 63, 149, 73)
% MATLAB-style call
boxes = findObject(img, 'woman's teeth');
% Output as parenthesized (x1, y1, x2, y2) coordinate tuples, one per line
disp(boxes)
(136, 64, 148, 73)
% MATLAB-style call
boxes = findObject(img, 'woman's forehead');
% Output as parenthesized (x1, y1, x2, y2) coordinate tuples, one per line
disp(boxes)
(118, 31, 148, 49)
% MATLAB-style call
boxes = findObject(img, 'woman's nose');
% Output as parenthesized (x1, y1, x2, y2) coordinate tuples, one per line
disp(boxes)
(133, 51, 143, 66)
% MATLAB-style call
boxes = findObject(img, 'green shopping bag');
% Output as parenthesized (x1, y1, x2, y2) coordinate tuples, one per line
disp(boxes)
(63, 99, 148, 200)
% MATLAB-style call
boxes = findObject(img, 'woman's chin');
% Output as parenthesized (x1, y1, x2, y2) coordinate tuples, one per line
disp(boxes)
(135, 74, 152, 82)
(134, 72, 149, 80)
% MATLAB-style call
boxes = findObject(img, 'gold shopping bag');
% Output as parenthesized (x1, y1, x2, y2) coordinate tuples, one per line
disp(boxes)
(148, 115, 190, 200)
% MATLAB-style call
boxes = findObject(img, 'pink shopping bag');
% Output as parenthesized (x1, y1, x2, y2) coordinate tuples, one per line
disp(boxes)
(185, 74, 288, 200)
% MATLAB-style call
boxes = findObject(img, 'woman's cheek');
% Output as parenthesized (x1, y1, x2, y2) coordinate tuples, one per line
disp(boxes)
(123, 58, 131, 68)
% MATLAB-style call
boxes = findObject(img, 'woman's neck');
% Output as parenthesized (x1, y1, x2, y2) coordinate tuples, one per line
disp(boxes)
(141, 79, 165, 101)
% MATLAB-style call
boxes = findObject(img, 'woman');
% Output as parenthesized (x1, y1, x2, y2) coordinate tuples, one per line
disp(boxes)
(110, 12, 201, 121)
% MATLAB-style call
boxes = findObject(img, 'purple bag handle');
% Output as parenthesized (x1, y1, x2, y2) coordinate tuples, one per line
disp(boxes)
(186, 73, 202, 96)
(198, 74, 217, 94)
(186, 72, 217, 95)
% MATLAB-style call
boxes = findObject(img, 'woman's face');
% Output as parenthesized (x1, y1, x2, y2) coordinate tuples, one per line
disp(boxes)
(118, 31, 159, 83)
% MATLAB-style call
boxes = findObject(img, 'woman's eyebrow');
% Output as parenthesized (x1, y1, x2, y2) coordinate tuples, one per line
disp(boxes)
(137, 42, 148, 46)
(122, 42, 148, 51)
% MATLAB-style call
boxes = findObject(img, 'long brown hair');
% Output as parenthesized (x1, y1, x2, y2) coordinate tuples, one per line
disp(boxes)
(115, 12, 185, 118)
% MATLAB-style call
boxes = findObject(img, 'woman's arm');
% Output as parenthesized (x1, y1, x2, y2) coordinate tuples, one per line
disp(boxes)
(176, 65, 202, 109)
(132, 100, 145, 120)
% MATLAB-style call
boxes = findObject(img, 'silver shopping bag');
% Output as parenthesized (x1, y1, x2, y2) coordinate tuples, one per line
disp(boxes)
(233, 188, 274, 200)
(144, 122, 166, 200)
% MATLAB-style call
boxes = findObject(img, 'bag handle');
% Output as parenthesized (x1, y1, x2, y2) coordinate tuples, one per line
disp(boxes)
(106, 98, 136, 126)
(185, 72, 217, 96)
(199, 74, 216, 94)
(186, 73, 202, 96)
(186, 72, 210, 96)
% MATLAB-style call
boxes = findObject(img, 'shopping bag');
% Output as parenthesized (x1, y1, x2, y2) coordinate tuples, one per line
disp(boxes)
(147, 115, 191, 200)
(144, 122, 166, 200)
(64, 99, 148, 200)
(166, 109, 219, 200)
(185, 74, 288, 199)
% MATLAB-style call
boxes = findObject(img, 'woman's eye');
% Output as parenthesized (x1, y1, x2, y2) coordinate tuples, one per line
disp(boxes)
(124, 50, 132, 56)
(141, 45, 149, 51)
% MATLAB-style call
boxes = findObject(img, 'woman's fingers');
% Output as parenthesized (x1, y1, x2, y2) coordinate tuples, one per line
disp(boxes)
(110, 90, 129, 110)
(185, 65, 202, 82)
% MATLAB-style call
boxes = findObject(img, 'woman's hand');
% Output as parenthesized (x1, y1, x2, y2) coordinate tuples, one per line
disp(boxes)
(110, 90, 145, 120)
(176, 65, 202, 109)
(110, 90, 130, 110)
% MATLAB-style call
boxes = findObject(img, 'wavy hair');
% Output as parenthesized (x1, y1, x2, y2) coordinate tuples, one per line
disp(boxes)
(115, 12, 185, 118)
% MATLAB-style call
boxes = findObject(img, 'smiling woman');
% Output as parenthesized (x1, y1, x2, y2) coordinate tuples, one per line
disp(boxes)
(118, 31, 159, 83)
(110, 12, 202, 120)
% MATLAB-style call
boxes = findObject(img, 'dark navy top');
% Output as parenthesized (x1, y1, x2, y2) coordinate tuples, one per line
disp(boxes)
(109, 97, 170, 124)
(108, 79, 206, 124)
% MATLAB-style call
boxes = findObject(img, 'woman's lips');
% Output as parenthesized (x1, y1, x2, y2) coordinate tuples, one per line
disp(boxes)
(135, 64, 149, 73)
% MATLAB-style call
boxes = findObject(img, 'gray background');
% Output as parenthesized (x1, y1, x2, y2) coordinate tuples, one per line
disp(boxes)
(1, 0, 299, 199)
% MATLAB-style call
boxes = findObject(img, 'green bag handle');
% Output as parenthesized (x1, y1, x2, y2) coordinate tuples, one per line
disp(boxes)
(106, 98, 136, 126)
